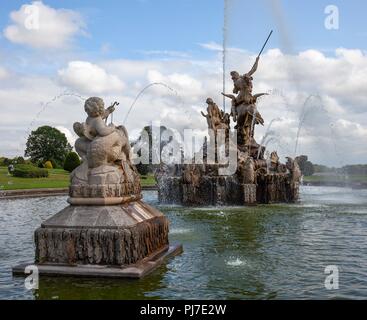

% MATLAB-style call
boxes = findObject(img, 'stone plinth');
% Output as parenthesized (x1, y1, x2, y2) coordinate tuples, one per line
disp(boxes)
(13, 200, 182, 279)
(157, 171, 299, 206)
(256, 173, 299, 204)
(35, 201, 169, 266)
(13, 244, 183, 279)
(159, 174, 259, 206)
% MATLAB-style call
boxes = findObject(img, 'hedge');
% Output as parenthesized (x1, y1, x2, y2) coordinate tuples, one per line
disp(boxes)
(64, 152, 81, 172)
(12, 164, 49, 178)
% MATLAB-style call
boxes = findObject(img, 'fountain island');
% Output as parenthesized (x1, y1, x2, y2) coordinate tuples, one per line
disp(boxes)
(156, 57, 302, 206)
(13, 97, 182, 279)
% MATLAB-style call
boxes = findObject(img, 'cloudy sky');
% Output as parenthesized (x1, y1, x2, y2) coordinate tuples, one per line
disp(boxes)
(0, 0, 366, 166)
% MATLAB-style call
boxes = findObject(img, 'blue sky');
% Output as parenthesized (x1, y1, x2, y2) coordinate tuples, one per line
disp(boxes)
(1, 0, 366, 63)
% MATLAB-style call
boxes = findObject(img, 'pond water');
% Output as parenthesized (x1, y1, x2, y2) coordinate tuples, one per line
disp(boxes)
(0, 186, 366, 300)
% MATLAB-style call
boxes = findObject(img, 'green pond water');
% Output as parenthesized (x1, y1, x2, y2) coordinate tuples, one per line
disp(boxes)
(0, 186, 366, 300)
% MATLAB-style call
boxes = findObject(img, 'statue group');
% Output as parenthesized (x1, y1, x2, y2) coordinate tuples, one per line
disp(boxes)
(157, 56, 301, 206)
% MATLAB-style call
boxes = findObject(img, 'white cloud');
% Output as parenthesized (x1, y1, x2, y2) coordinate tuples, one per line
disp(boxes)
(3, 1, 86, 49)
(58, 61, 125, 95)
(1, 47, 367, 166)
(56, 126, 76, 147)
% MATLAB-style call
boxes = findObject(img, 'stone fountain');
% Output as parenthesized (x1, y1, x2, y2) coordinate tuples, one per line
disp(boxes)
(13, 97, 182, 278)
(156, 57, 301, 206)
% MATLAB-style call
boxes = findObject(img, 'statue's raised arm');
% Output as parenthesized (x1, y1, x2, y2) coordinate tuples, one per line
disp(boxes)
(245, 56, 260, 78)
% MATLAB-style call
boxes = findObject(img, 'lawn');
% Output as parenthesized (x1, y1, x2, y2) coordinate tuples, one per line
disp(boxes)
(303, 174, 367, 183)
(140, 174, 157, 187)
(0, 167, 70, 190)
(0, 167, 157, 191)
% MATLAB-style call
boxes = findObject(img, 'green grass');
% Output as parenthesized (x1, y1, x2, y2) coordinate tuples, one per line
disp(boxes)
(0, 167, 157, 190)
(304, 174, 367, 183)
(140, 174, 157, 187)
(0, 167, 70, 190)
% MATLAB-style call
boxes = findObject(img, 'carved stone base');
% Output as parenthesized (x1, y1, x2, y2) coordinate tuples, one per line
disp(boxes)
(256, 173, 299, 203)
(157, 174, 299, 206)
(243, 184, 257, 204)
(34, 201, 169, 266)
(13, 244, 183, 279)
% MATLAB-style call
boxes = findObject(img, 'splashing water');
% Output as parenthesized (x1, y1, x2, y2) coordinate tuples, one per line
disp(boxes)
(257, 118, 282, 159)
(226, 257, 246, 267)
(222, 0, 229, 112)
(123, 82, 183, 125)
(16, 91, 86, 156)
(294, 94, 346, 171)
(294, 94, 320, 156)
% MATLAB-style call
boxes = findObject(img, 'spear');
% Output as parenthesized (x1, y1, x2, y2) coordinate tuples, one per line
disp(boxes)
(258, 30, 273, 58)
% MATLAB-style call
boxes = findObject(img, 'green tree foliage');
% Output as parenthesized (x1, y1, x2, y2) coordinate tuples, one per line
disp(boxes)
(341, 164, 367, 175)
(0, 157, 11, 166)
(25, 126, 72, 165)
(296, 155, 315, 176)
(1, 156, 26, 166)
(63, 152, 81, 172)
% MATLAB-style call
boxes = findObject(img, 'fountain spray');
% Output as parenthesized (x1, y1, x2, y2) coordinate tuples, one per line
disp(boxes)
(223, 0, 229, 113)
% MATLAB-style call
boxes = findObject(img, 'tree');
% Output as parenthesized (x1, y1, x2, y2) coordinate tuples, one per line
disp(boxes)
(25, 126, 72, 165)
(14, 156, 25, 164)
(296, 155, 315, 176)
(64, 152, 81, 172)
(303, 161, 315, 176)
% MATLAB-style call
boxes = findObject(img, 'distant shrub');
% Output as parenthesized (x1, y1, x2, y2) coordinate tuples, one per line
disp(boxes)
(0, 158, 12, 167)
(63, 152, 81, 172)
(12, 164, 49, 178)
(49, 158, 59, 169)
(14, 156, 25, 165)
(44, 161, 53, 169)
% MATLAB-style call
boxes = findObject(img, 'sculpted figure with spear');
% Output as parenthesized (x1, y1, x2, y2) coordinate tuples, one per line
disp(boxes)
(222, 31, 273, 147)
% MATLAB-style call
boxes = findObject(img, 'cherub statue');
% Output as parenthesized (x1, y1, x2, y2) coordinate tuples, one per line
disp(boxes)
(73, 97, 117, 142)
(73, 97, 130, 168)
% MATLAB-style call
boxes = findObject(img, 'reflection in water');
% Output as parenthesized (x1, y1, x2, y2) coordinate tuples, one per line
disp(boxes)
(36, 267, 168, 300)
(1, 187, 367, 300)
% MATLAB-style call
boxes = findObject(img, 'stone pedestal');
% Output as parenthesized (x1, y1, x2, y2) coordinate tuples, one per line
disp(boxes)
(35, 201, 169, 266)
(243, 184, 257, 204)
(13, 201, 182, 278)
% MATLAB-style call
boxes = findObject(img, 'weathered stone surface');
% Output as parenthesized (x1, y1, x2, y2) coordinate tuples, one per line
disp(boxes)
(35, 201, 169, 266)
(13, 244, 183, 279)
(71, 97, 141, 205)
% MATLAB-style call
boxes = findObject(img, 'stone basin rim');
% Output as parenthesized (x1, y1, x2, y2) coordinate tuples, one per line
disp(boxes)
(67, 195, 142, 206)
